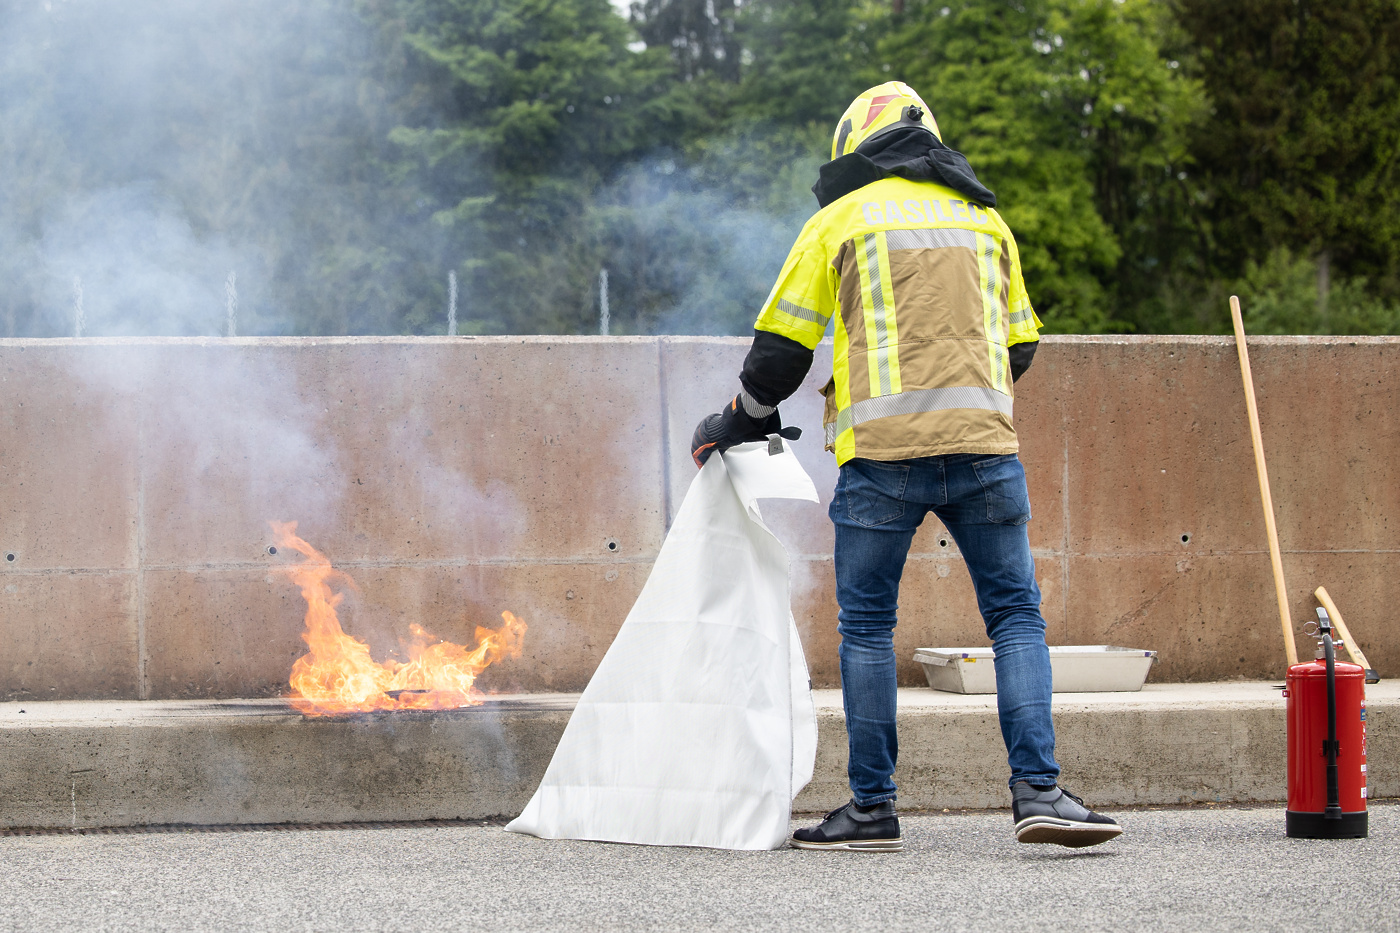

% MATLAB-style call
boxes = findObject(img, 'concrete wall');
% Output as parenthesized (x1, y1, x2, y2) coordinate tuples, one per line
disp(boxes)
(1, 335, 1396, 700)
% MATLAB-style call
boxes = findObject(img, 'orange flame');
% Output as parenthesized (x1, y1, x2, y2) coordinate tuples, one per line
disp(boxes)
(271, 521, 526, 715)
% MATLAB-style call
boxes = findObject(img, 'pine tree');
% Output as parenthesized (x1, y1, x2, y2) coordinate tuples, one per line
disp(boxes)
(1177, 0, 1400, 301)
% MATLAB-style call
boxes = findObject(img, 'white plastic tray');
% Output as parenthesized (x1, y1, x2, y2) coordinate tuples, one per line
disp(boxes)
(912, 645, 1158, 694)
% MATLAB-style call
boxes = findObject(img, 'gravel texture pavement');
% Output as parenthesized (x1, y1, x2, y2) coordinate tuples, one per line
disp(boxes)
(1, 803, 1396, 932)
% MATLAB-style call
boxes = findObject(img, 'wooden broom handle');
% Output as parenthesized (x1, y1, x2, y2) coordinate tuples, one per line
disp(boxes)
(1231, 296, 1298, 667)
(1314, 586, 1374, 672)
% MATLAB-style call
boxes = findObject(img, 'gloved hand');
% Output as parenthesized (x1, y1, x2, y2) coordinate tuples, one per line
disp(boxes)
(691, 394, 801, 468)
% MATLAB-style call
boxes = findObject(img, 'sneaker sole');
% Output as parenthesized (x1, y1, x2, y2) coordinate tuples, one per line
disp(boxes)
(789, 837, 905, 852)
(1015, 817, 1122, 848)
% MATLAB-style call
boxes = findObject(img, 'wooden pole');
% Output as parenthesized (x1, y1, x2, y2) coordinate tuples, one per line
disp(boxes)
(1314, 586, 1379, 682)
(1230, 295, 1298, 667)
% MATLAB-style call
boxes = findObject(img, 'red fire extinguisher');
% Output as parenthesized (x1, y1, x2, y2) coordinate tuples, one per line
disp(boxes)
(1285, 607, 1368, 838)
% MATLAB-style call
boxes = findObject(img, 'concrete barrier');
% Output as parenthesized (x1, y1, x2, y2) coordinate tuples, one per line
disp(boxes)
(2, 335, 1397, 699)
(2, 683, 1394, 828)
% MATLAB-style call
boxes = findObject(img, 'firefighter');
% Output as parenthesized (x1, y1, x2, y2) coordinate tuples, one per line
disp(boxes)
(691, 82, 1123, 851)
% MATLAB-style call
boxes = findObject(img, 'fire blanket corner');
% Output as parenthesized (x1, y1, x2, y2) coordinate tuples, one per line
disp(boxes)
(505, 440, 820, 850)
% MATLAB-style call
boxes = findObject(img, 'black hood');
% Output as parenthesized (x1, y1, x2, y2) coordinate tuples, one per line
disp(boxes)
(811, 125, 997, 210)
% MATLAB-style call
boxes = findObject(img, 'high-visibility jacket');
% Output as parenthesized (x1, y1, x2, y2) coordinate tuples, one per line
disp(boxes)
(752, 174, 1042, 466)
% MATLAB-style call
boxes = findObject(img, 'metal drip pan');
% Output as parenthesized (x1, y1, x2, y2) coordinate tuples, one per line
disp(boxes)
(913, 645, 1158, 694)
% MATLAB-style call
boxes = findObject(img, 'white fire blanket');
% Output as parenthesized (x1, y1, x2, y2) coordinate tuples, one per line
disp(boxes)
(506, 440, 819, 850)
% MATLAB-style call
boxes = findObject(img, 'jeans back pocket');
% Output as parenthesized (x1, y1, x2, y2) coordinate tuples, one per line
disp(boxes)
(843, 459, 910, 527)
(971, 454, 1031, 525)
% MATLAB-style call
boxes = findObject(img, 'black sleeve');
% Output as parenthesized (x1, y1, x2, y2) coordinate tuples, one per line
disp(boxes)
(1009, 341, 1038, 383)
(739, 329, 815, 407)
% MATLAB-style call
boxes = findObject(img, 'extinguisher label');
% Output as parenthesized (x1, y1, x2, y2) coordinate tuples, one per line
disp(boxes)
(1360, 708, 1367, 721)
(1362, 763, 1368, 773)
(1361, 786, 1368, 799)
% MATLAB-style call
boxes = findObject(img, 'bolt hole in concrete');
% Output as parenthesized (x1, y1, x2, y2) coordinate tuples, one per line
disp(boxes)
(937, 537, 950, 549)
(605, 539, 619, 552)
(267, 546, 278, 555)
(1180, 533, 1192, 545)
(4, 553, 13, 562)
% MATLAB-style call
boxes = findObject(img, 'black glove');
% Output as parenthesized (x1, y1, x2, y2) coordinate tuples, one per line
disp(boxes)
(691, 394, 801, 468)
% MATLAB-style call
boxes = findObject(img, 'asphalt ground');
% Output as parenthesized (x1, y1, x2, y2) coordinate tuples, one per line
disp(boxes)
(1, 803, 1396, 933)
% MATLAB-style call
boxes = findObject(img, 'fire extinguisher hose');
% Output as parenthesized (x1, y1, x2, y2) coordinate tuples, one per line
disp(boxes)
(1324, 629, 1342, 820)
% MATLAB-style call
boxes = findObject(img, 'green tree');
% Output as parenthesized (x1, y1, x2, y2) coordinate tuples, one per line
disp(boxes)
(729, 0, 869, 130)
(1234, 247, 1400, 335)
(877, 0, 1203, 333)
(379, 0, 697, 332)
(0, 0, 435, 337)
(1176, 0, 1400, 310)
(631, 0, 741, 82)
(600, 0, 880, 334)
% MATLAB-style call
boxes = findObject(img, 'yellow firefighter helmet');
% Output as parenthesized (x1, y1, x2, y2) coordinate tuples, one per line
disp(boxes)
(830, 81, 941, 161)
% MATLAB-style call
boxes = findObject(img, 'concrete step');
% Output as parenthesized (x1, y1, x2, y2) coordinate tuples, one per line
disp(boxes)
(1, 683, 1394, 829)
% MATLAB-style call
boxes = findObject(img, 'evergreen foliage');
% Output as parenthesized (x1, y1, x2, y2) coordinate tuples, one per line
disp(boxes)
(0, 0, 1397, 336)
(1176, 0, 1400, 301)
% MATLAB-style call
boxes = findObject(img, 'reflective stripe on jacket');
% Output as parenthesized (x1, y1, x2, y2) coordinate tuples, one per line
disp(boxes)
(752, 175, 1042, 466)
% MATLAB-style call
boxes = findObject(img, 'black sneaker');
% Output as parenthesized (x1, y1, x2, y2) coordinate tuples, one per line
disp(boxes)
(791, 799, 904, 851)
(1011, 782, 1123, 848)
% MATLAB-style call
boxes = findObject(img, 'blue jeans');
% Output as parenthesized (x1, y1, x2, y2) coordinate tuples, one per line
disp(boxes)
(831, 453, 1059, 805)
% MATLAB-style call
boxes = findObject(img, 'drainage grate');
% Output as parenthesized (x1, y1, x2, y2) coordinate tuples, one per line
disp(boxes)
(0, 818, 509, 837)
